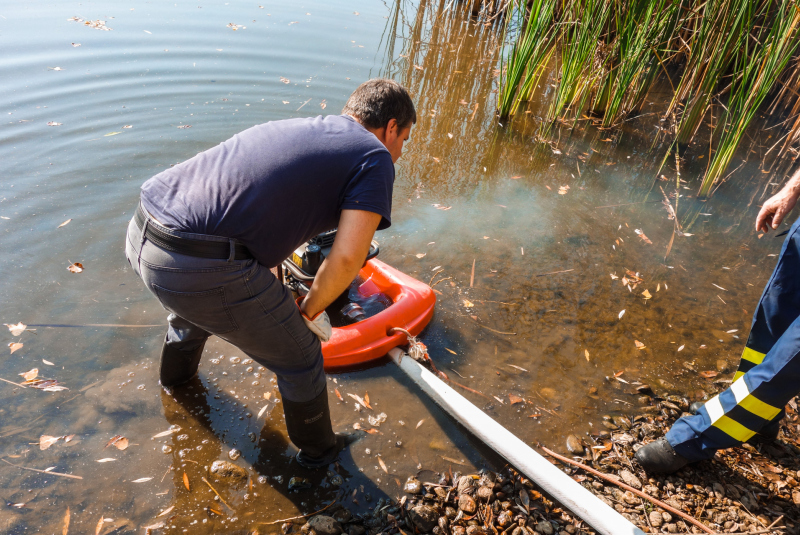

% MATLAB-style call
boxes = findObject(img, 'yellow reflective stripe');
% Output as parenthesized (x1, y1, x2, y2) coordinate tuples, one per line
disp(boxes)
(733, 371, 745, 381)
(741, 347, 766, 365)
(713, 415, 757, 443)
(731, 376, 782, 421)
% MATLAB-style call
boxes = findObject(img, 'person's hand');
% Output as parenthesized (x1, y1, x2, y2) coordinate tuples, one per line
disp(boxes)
(756, 191, 799, 233)
(296, 296, 331, 342)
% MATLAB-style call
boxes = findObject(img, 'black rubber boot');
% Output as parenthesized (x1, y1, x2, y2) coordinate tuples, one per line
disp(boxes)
(689, 402, 781, 444)
(634, 437, 690, 474)
(282, 390, 360, 469)
(159, 339, 205, 387)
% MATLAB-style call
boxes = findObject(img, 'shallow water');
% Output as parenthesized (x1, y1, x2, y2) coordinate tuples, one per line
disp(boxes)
(0, 0, 789, 532)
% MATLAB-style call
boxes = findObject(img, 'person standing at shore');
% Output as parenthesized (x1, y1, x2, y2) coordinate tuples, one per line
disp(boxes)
(636, 168, 800, 473)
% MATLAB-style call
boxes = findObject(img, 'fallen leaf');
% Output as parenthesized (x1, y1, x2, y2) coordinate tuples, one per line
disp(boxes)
(42, 385, 68, 392)
(257, 405, 269, 418)
(463, 299, 475, 307)
(96, 458, 116, 463)
(47, 122, 62, 126)
(415, 253, 426, 259)
(131, 477, 152, 483)
(67, 262, 84, 273)
(40, 435, 61, 450)
(618, 309, 625, 319)
(699, 371, 719, 379)
(183, 472, 190, 491)
(552, 148, 562, 155)
(71, 42, 81, 47)
(558, 185, 569, 195)
(634, 340, 645, 350)
(445, 348, 457, 355)
(57, 219, 72, 228)
(634, 229, 653, 245)
(152, 429, 178, 439)
(416, 419, 425, 429)
(363, 392, 372, 409)
(347, 393, 370, 410)
(509, 394, 524, 405)
(157, 505, 175, 518)
(584, 349, 590, 361)
(123, 125, 132, 129)
(320, 100, 327, 110)
(5, 322, 27, 336)
(176, 125, 192, 129)
(610, 273, 618, 280)
(677, 345, 685, 352)
(353, 422, 362, 430)
(9, 342, 23, 354)
(20, 368, 38, 381)
(335, 388, 343, 402)
(95, 516, 104, 535)
(642, 289, 652, 300)
(280, 76, 290, 84)
(378, 457, 388, 473)
(511, 175, 522, 179)
(364, 428, 379, 434)
(43, 359, 55, 366)
(508, 364, 528, 372)
(63, 506, 70, 535)
(105, 435, 129, 450)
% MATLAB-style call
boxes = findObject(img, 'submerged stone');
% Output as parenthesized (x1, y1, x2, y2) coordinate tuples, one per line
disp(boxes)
(208, 460, 247, 487)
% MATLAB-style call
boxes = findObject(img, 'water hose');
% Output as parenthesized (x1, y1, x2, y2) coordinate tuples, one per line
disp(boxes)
(388, 347, 646, 535)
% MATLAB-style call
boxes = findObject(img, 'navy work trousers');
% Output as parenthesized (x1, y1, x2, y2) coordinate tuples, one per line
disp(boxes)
(666, 216, 800, 461)
(124, 212, 326, 403)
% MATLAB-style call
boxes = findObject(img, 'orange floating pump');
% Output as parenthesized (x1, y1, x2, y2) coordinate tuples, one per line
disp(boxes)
(282, 230, 436, 369)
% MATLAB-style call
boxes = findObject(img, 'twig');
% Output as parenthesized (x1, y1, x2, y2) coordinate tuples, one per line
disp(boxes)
(431, 276, 452, 287)
(535, 268, 575, 277)
(594, 200, 661, 208)
(0, 377, 26, 388)
(466, 317, 515, 335)
(1, 458, 83, 480)
(429, 268, 444, 286)
(201, 476, 233, 511)
(260, 499, 336, 525)
(539, 446, 714, 534)
(28, 323, 161, 328)
(470, 259, 475, 288)
(296, 98, 312, 112)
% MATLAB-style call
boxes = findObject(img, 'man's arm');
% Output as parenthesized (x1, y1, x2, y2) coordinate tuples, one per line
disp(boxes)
(300, 209, 382, 318)
(756, 168, 800, 232)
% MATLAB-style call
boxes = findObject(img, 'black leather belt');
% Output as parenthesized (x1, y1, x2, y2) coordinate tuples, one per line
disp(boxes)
(134, 204, 253, 260)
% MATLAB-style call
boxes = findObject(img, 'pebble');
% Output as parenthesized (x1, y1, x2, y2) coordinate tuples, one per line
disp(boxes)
(566, 434, 584, 454)
(208, 460, 248, 488)
(716, 359, 731, 373)
(228, 448, 241, 460)
(409, 505, 439, 532)
(457, 475, 475, 495)
(307, 515, 342, 535)
(458, 493, 477, 514)
(404, 477, 423, 494)
(497, 511, 513, 527)
(648, 511, 663, 527)
(619, 469, 642, 490)
(476, 485, 494, 502)
(535, 521, 554, 535)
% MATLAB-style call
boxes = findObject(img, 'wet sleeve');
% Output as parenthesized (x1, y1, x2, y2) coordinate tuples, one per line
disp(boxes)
(340, 151, 395, 230)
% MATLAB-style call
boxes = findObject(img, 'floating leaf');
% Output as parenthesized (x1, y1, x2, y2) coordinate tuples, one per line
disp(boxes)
(416, 419, 425, 429)
(63, 506, 70, 534)
(463, 299, 475, 308)
(363, 392, 372, 409)
(334, 388, 343, 402)
(634, 340, 645, 350)
(347, 393, 370, 410)
(176, 125, 192, 129)
(97, 458, 116, 463)
(445, 348, 457, 355)
(131, 477, 152, 483)
(9, 342, 23, 354)
(40, 435, 61, 450)
(280, 76, 290, 84)
(618, 309, 626, 319)
(152, 428, 179, 439)
(5, 322, 27, 336)
(610, 273, 618, 280)
(67, 262, 83, 273)
(509, 394, 524, 405)
(584, 349, 590, 362)
(20, 368, 38, 381)
(57, 219, 72, 228)
(677, 345, 685, 352)
(105, 435, 129, 450)
(699, 371, 719, 379)
(558, 185, 569, 195)
(378, 456, 388, 474)
(183, 472, 190, 491)
(415, 253, 426, 259)
(642, 289, 652, 300)
(257, 405, 269, 418)
(157, 505, 175, 518)
(104, 131, 121, 137)
(47, 122, 62, 126)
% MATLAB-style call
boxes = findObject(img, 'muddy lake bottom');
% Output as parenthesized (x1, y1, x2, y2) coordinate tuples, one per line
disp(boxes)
(1, 0, 798, 532)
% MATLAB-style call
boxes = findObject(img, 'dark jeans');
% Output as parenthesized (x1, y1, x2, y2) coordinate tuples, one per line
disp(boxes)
(124, 213, 325, 403)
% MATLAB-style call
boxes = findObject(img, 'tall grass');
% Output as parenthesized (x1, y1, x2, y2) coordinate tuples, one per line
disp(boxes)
(496, 0, 800, 197)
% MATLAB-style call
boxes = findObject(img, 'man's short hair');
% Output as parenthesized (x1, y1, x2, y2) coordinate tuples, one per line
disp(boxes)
(342, 79, 416, 130)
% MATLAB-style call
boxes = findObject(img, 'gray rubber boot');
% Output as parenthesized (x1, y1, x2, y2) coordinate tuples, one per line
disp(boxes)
(634, 437, 690, 474)
(159, 339, 205, 387)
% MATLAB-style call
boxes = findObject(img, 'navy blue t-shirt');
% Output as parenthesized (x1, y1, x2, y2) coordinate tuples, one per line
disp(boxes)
(140, 114, 395, 268)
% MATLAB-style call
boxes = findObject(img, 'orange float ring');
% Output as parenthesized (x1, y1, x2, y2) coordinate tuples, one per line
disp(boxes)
(321, 258, 436, 369)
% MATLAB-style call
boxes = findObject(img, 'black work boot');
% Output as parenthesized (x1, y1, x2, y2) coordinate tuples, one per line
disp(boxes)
(634, 437, 690, 474)
(159, 339, 205, 387)
(689, 402, 781, 444)
(282, 390, 360, 469)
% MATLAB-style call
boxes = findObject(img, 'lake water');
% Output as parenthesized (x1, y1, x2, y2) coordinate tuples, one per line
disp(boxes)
(0, 0, 788, 532)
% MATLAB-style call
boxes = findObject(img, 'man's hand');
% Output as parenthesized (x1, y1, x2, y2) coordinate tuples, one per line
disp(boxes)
(300, 209, 382, 320)
(296, 296, 332, 342)
(756, 191, 799, 233)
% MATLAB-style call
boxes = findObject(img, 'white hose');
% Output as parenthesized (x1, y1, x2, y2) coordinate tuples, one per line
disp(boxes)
(388, 348, 646, 535)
